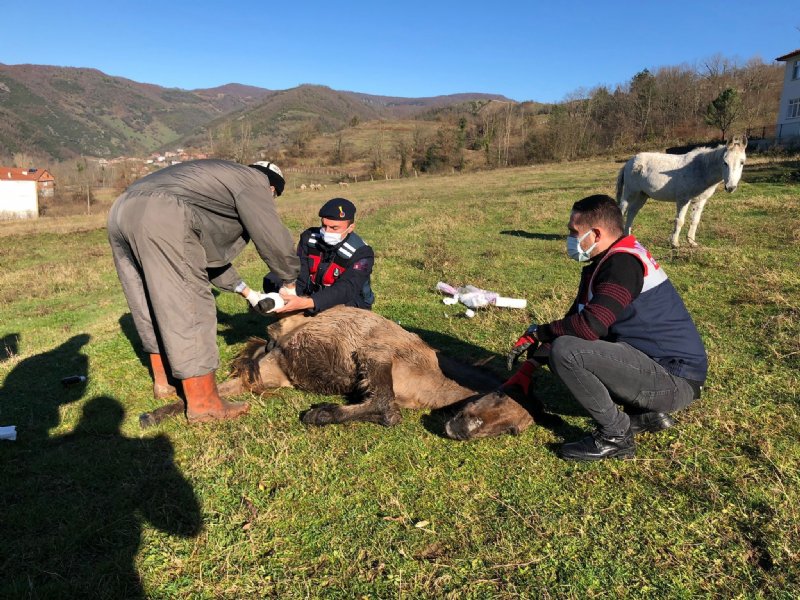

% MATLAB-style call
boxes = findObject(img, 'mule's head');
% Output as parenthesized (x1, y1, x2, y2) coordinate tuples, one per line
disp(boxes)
(444, 390, 535, 440)
(722, 136, 747, 192)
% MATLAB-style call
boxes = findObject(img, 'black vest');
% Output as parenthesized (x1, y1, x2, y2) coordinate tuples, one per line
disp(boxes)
(306, 231, 375, 307)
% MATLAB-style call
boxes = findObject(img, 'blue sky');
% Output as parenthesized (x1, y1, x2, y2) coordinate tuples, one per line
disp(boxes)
(2, 1, 796, 102)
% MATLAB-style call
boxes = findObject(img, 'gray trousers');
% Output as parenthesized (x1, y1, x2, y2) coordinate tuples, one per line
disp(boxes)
(549, 336, 696, 436)
(107, 192, 219, 379)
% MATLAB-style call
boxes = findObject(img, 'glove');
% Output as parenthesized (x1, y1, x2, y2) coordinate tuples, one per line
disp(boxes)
(506, 324, 539, 371)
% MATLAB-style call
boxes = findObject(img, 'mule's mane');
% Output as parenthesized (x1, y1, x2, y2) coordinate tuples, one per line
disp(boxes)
(684, 144, 725, 159)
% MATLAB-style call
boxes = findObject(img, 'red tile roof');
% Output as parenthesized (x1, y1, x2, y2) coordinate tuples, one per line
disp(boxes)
(776, 49, 800, 61)
(1, 167, 54, 182)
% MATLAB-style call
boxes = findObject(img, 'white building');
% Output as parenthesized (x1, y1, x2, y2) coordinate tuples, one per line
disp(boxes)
(0, 179, 38, 220)
(776, 49, 800, 141)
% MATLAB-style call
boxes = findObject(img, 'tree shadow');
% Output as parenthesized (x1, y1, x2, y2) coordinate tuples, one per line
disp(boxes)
(0, 395, 201, 598)
(499, 230, 562, 241)
(742, 159, 800, 184)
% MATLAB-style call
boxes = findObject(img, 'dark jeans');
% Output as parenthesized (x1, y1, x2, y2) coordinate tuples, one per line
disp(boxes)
(549, 336, 696, 436)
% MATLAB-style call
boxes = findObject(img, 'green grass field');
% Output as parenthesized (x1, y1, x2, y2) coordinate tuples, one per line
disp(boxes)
(1, 158, 798, 598)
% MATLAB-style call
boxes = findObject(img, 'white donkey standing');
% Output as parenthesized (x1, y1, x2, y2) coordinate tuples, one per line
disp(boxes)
(616, 137, 747, 247)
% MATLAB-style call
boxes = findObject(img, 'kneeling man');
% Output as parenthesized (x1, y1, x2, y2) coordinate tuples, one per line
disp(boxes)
(265, 198, 375, 313)
(505, 194, 707, 460)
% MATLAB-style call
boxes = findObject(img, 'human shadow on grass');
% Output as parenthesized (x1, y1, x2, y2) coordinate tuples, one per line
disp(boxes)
(500, 230, 562, 241)
(0, 394, 201, 598)
(119, 313, 149, 369)
(0, 333, 90, 441)
(216, 305, 278, 347)
(119, 300, 271, 370)
(1, 332, 20, 362)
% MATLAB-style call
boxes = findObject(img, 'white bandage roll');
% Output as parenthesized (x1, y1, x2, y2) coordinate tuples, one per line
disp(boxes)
(494, 296, 527, 309)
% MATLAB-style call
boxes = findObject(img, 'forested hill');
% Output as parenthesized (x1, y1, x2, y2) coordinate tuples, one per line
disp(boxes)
(0, 63, 510, 161)
(0, 64, 274, 160)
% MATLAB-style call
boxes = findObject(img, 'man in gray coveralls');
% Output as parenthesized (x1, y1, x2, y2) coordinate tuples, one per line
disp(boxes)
(107, 159, 300, 423)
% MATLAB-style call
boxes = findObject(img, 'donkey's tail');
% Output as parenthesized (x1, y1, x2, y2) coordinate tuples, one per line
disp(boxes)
(230, 337, 269, 390)
(615, 165, 625, 203)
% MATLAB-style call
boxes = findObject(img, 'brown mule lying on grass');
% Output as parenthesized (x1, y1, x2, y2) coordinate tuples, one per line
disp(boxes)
(164, 306, 547, 439)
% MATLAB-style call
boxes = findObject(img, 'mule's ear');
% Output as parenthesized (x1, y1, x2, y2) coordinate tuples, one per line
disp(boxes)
(741, 135, 748, 149)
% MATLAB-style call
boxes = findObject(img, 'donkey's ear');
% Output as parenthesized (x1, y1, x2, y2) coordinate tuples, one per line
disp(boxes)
(741, 135, 748, 149)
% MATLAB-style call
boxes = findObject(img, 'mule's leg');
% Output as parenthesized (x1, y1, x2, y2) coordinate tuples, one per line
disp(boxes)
(302, 354, 400, 427)
(686, 190, 714, 247)
(217, 377, 245, 397)
(671, 199, 692, 248)
(622, 192, 648, 236)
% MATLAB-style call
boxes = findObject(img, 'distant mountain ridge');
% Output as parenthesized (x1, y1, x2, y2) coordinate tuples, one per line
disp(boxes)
(0, 63, 513, 161)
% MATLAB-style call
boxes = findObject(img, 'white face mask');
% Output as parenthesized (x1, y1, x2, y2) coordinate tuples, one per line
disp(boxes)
(320, 227, 345, 246)
(567, 230, 596, 262)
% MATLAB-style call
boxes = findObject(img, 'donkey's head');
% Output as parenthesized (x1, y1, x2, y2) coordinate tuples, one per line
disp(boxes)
(722, 136, 747, 192)
(444, 390, 535, 440)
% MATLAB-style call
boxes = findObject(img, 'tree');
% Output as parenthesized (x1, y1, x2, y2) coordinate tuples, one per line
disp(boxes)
(630, 69, 657, 140)
(705, 88, 742, 140)
(76, 157, 92, 214)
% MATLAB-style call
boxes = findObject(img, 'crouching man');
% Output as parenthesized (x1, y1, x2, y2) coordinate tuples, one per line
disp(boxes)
(264, 198, 375, 314)
(505, 194, 707, 460)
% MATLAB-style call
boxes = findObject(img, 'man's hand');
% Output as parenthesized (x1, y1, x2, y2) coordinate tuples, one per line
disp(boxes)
(506, 324, 540, 371)
(274, 293, 314, 314)
(279, 283, 298, 296)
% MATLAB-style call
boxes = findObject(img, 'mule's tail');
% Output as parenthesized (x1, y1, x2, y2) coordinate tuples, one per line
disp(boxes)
(615, 165, 625, 204)
(230, 337, 269, 390)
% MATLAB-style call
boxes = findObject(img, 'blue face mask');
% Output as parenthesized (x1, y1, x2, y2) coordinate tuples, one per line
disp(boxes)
(567, 230, 596, 262)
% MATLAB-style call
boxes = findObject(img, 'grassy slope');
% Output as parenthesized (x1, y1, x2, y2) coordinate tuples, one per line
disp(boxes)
(0, 159, 798, 598)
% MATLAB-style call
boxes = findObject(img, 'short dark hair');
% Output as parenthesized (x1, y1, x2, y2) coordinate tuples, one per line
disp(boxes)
(571, 194, 624, 234)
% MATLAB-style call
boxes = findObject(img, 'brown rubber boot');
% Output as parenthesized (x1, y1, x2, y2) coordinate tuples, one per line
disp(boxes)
(183, 372, 250, 423)
(150, 353, 178, 399)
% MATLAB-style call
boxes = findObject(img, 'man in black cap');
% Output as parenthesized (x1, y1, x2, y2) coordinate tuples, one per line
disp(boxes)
(266, 198, 375, 314)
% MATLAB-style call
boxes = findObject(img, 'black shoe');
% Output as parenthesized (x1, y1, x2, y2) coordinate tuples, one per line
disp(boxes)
(560, 429, 635, 461)
(628, 412, 675, 435)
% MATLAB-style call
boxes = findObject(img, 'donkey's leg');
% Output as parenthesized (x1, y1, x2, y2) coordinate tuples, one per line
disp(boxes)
(302, 353, 401, 427)
(671, 199, 692, 248)
(623, 192, 648, 236)
(686, 190, 714, 247)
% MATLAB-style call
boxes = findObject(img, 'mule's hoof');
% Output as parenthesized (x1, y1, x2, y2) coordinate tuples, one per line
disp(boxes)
(139, 400, 185, 429)
(301, 404, 339, 426)
(687, 240, 699, 248)
(380, 409, 402, 427)
(139, 412, 159, 429)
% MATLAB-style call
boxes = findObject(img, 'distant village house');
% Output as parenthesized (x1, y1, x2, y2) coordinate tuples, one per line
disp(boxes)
(0, 167, 56, 220)
(776, 49, 800, 141)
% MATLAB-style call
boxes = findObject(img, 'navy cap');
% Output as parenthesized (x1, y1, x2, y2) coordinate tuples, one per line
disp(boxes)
(319, 198, 356, 221)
